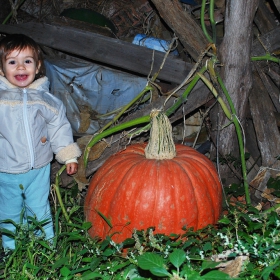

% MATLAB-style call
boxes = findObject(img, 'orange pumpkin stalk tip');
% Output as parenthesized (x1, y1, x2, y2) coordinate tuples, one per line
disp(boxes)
(84, 110, 222, 243)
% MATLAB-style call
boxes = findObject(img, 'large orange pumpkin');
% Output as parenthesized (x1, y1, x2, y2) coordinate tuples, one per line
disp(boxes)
(84, 110, 222, 242)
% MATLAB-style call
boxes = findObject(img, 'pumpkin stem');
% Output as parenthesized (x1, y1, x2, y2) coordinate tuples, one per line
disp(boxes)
(145, 110, 176, 160)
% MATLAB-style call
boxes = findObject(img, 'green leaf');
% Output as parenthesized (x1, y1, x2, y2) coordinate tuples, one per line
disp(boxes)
(78, 249, 89, 256)
(185, 270, 201, 280)
(218, 217, 231, 224)
(169, 249, 186, 269)
(274, 265, 280, 277)
(70, 265, 92, 275)
(111, 260, 131, 272)
(81, 272, 104, 279)
(66, 221, 90, 230)
(66, 235, 87, 242)
(138, 253, 171, 277)
(122, 237, 135, 247)
(201, 260, 220, 271)
(82, 222, 92, 230)
(52, 257, 69, 269)
(202, 270, 233, 279)
(81, 257, 92, 263)
(103, 247, 114, 256)
(60, 266, 71, 277)
(137, 252, 164, 270)
(262, 263, 280, 280)
(100, 238, 111, 250)
(36, 239, 52, 249)
(122, 266, 144, 279)
(202, 242, 212, 252)
(24, 263, 39, 270)
(90, 256, 101, 271)
(150, 267, 171, 277)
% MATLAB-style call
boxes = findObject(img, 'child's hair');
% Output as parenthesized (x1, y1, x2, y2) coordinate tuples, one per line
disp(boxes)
(0, 33, 45, 79)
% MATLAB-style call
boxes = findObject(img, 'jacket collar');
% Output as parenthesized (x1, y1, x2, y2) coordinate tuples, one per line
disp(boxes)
(0, 76, 49, 91)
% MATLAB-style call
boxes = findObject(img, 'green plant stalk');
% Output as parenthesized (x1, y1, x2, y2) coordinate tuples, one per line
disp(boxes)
(196, 73, 231, 119)
(209, 0, 216, 44)
(97, 85, 153, 133)
(216, 74, 250, 205)
(54, 165, 71, 223)
(198, 71, 250, 204)
(199, 61, 251, 205)
(262, 203, 280, 214)
(251, 54, 280, 63)
(234, 119, 249, 202)
(214, 76, 236, 116)
(53, 207, 62, 248)
(165, 66, 207, 117)
(27, 246, 33, 264)
(96, 107, 123, 118)
(205, 58, 250, 204)
(84, 115, 150, 166)
(201, 0, 213, 43)
(127, 122, 151, 138)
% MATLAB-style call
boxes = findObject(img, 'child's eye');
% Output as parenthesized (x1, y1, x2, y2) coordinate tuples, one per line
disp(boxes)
(25, 59, 33, 64)
(8, 60, 16, 65)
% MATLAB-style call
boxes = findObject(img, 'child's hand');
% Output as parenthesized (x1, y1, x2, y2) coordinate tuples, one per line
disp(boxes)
(66, 162, 78, 175)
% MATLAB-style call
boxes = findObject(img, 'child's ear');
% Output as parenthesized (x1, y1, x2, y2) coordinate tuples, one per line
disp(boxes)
(0, 69, 4, 76)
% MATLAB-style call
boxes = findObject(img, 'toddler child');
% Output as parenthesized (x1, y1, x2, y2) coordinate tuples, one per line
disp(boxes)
(0, 33, 82, 250)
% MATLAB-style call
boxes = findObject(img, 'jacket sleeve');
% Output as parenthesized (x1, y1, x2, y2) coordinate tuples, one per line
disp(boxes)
(47, 100, 82, 164)
(56, 143, 82, 164)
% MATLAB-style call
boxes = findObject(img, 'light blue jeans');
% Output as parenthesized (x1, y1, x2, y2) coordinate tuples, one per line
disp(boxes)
(0, 164, 54, 249)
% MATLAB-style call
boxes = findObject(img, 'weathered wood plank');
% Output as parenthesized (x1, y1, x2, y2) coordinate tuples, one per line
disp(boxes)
(247, 26, 280, 202)
(258, 67, 280, 112)
(52, 16, 116, 38)
(249, 27, 280, 196)
(249, 68, 280, 172)
(150, 0, 209, 61)
(266, 66, 280, 88)
(254, 0, 278, 34)
(0, 22, 191, 84)
(272, 0, 280, 14)
(252, 27, 280, 113)
(252, 26, 280, 56)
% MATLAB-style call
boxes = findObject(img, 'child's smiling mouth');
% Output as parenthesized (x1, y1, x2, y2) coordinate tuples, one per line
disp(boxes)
(15, 75, 28, 81)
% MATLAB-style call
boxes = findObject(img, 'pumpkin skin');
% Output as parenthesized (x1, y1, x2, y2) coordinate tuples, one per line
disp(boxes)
(84, 143, 222, 242)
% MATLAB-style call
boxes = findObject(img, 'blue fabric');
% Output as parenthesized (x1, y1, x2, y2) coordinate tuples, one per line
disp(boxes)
(0, 164, 54, 249)
(132, 34, 179, 55)
(44, 58, 147, 135)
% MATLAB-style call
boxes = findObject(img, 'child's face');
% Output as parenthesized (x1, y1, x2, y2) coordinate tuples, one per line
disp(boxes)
(0, 47, 40, 88)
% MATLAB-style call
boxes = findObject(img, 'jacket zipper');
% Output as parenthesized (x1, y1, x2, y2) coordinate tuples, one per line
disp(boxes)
(23, 88, 34, 169)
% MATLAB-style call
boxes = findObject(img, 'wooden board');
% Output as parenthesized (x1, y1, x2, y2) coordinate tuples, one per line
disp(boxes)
(249, 68, 280, 172)
(272, 0, 280, 14)
(249, 26, 280, 192)
(254, 0, 278, 34)
(0, 22, 192, 84)
(252, 26, 280, 56)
